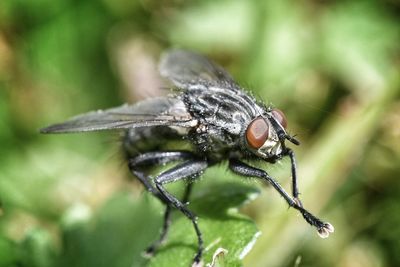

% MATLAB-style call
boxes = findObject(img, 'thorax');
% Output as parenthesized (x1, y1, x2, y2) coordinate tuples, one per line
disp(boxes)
(182, 84, 262, 160)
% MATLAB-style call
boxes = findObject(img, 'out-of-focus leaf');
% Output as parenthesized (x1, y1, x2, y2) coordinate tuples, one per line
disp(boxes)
(0, 236, 17, 266)
(56, 192, 162, 267)
(19, 228, 55, 267)
(164, 0, 252, 52)
(321, 1, 399, 97)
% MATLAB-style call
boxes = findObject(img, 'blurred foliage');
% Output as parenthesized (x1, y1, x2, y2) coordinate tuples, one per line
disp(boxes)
(0, 0, 399, 266)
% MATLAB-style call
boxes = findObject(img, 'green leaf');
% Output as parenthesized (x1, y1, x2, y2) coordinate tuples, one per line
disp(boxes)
(148, 176, 260, 267)
(56, 170, 260, 267)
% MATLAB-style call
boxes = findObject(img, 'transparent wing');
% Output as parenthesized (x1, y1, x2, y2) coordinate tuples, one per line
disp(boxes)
(40, 97, 195, 134)
(159, 49, 238, 88)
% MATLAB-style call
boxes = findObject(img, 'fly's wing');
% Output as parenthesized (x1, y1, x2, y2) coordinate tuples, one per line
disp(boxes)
(159, 49, 239, 89)
(40, 97, 196, 134)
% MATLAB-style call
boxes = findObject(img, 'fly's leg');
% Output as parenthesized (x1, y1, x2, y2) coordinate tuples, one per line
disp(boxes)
(229, 158, 334, 238)
(155, 160, 209, 264)
(128, 151, 194, 201)
(183, 182, 194, 204)
(128, 151, 196, 256)
(145, 205, 172, 256)
(284, 148, 302, 207)
(145, 183, 194, 256)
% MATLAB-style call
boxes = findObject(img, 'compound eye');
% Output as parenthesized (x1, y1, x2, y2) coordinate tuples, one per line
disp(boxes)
(246, 117, 269, 149)
(271, 108, 288, 129)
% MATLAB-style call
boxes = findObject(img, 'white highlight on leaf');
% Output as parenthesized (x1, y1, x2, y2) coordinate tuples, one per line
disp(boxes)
(62, 203, 92, 227)
(192, 260, 204, 267)
(207, 247, 228, 267)
(239, 231, 261, 260)
(294, 255, 302, 267)
(204, 237, 222, 252)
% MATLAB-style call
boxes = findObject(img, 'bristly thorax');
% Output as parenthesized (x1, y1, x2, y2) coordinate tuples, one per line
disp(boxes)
(181, 82, 264, 159)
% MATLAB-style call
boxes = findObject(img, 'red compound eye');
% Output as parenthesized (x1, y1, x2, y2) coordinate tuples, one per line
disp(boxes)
(246, 117, 269, 149)
(271, 108, 287, 129)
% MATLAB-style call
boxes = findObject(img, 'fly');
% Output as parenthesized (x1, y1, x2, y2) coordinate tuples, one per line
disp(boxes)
(41, 49, 334, 264)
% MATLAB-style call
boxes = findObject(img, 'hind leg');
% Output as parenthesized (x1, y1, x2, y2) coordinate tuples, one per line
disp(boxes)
(144, 182, 194, 255)
(128, 151, 196, 255)
(154, 160, 209, 264)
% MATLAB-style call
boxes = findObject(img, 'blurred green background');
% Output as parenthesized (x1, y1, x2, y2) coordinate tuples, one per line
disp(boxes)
(0, 0, 399, 266)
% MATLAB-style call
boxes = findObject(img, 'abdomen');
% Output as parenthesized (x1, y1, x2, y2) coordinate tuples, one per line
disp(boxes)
(123, 126, 190, 158)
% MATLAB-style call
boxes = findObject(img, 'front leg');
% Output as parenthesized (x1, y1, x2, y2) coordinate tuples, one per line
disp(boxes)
(229, 158, 334, 238)
(283, 148, 302, 206)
